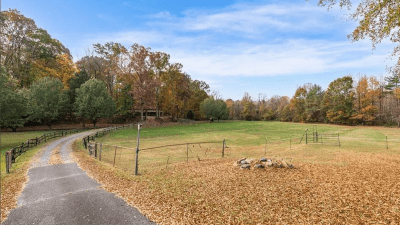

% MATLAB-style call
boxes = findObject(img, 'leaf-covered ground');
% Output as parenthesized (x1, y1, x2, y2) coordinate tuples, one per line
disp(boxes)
(72, 143, 400, 224)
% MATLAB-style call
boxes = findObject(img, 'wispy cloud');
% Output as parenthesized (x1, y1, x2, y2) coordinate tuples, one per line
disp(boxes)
(81, 1, 394, 81)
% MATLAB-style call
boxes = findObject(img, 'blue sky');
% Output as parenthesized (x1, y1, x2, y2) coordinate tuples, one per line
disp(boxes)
(2, 0, 396, 100)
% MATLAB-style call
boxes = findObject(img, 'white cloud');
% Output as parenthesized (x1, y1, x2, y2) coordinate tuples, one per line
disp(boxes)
(80, 1, 396, 80)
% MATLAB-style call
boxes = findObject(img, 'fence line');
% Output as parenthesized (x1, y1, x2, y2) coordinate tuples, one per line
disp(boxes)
(84, 139, 226, 175)
(5, 123, 135, 174)
(80, 127, 399, 175)
(81, 123, 135, 149)
(140, 141, 222, 151)
(5, 128, 90, 173)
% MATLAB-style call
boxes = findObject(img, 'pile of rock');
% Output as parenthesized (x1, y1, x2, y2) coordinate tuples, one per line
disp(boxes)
(234, 157, 294, 169)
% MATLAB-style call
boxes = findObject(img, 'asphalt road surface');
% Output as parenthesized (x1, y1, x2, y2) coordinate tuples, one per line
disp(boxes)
(2, 131, 155, 225)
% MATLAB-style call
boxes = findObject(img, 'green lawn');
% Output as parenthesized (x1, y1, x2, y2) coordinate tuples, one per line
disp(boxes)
(94, 121, 400, 173)
(0, 131, 54, 174)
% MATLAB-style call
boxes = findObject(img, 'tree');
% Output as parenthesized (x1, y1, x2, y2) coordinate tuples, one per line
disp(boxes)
(115, 84, 134, 116)
(0, 9, 70, 88)
(240, 92, 257, 121)
(322, 76, 354, 124)
(61, 71, 91, 121)
(290, 86, 307, 122)
(304, 84, 325, 122)
(187, 79, 209, 120)
(160, 64, 191, 121)
(200, 98, 228, 120)
(75, 79, 115, 127)
(385, 73, 400, 91)
(0, 74, 28, 131)
(28, 77, 66, 129)
(315, 0, 400, 73)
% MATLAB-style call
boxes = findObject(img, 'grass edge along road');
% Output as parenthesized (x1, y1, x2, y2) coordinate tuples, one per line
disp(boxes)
(0, 129, 98, 223)
(1, 144, 42, 223)
(72, 121, 400, 224)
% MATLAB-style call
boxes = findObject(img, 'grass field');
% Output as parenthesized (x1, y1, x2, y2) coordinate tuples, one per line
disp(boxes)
(72, 121, 400, 224)
(0, 131, 54, 174)
(95, 121, 400, 173)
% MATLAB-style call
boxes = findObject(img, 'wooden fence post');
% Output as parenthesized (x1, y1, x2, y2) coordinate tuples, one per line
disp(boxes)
(95, 142, 98, 158)
(6, 151, 11, 173)
(99, 143, 102, 161)
(306, 131, 308, 145)
(338, 134, 341, 147)
(386, 135, 388, 149)
(290, 138, 292, 150)
(186, 144, 189, 162)
(113, 146, 117, 167)
(222, 139, 225, 158)
(265, 138, 267, 155)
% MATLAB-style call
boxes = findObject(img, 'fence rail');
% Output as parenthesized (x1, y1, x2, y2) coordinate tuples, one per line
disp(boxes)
(5, 128, 91, 173)
(4, 124, 135, 174)
(81, 123, 135, 149)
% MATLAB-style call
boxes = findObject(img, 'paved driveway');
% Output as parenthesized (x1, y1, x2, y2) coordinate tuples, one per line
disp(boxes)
(2, 131, 155, 225)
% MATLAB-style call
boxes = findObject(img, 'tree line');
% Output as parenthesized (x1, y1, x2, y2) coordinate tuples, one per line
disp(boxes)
(225, 74, 400, 126)
(1, 8, 400, 131)
(0, 9, 210, 131)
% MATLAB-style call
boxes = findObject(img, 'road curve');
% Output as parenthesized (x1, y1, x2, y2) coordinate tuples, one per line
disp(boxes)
(2, 131, 154, 225)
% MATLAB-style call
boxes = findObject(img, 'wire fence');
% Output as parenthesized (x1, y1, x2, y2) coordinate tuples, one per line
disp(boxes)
(81, 126, 400, 175)
(86, 140, 226, 174)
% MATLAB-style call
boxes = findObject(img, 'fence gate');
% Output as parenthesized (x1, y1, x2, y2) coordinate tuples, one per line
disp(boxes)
(320, 133, 341, 146)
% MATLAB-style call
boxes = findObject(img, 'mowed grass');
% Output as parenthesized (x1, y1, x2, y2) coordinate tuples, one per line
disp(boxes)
(95, 121, 400, 173)
(74, 121, 400, 224)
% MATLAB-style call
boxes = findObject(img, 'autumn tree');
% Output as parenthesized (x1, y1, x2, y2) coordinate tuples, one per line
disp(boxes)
(93, 42, 126, 97)
(240, 92, 257, 121)
(322, 76, 354, 124)
(316, 0, 400, 73)
(74, 79, 115, 127)
(117, 43, 166, 121)
(0, 9, 71, 88)
(290, 86, 307, 122)
(160, 64, 191, 121)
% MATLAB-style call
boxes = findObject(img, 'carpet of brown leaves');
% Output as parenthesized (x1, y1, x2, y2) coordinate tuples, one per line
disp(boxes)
(0, 146, 47, 223)
(72, 142, 400, 224)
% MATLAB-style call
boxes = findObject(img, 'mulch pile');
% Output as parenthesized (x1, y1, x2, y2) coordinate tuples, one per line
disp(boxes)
(72, 146, 400, 224)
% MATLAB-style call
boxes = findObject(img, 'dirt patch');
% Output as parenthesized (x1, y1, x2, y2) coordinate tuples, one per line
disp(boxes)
(48, 146, 63, 165)
(72, 141, 400, 224)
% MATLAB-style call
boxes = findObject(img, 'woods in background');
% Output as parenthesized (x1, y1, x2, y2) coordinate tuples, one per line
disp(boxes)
(1, 9, 400, 131)
(226, 74, 400, 126)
